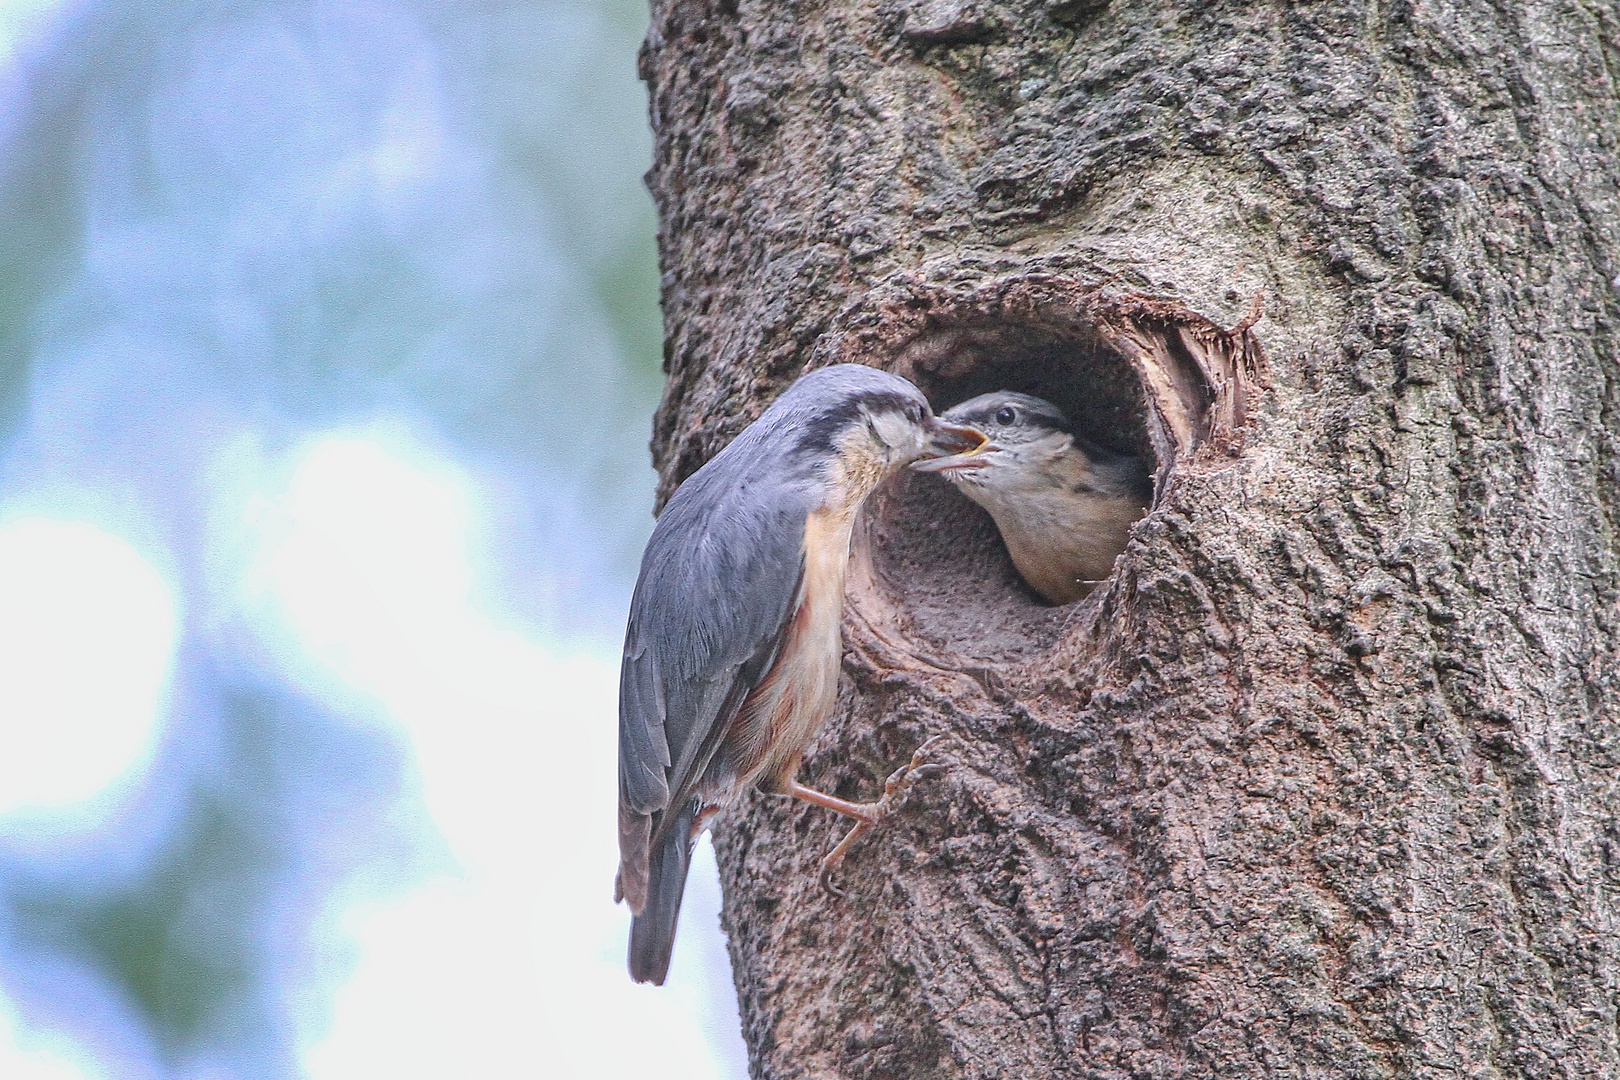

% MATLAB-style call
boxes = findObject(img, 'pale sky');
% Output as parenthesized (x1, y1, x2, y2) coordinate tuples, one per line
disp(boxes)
(0, 0, 747, 1075)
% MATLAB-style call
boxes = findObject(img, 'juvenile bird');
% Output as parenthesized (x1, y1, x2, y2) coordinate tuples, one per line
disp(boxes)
(912, 391, 1151, 604)
(617, 364, 979, 984)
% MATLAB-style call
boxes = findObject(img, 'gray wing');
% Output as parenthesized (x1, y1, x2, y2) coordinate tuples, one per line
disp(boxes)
(617, 459, 811, 909)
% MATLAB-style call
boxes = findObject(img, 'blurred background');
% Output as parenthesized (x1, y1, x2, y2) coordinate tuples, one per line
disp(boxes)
(0, 1, 748, 1077)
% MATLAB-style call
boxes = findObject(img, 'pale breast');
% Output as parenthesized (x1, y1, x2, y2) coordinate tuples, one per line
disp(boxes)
(974, 443, 1148, 605)
(723, 506, 854, 794)
(1000, 491, 1144, 603)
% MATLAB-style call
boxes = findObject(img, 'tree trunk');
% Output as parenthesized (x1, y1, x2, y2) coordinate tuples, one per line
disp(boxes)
(639, 0, 1620, 1075)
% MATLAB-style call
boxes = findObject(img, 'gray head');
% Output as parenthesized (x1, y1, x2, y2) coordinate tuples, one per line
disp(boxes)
(939, 391, 1072, 446)
(911, 390, 1150, 502)
(776, 364, 936, 460)
(702, 364, 981, 510)
(910, 390, 1074, 483)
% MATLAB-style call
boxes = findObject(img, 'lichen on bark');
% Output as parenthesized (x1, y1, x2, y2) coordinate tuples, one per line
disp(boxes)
(638, 0, 1620, 1075)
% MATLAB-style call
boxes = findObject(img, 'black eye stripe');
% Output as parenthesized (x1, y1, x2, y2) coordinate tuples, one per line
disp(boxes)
(947, 394, 1076, 435)
(797, 390, 927, 453)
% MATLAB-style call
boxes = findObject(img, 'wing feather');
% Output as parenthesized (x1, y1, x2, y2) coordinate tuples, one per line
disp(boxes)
(617, 453, 814, 903)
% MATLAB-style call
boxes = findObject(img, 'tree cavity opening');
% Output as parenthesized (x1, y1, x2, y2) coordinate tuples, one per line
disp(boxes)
(873, 319, 1150, 661)
(831, 277, 1267, 666)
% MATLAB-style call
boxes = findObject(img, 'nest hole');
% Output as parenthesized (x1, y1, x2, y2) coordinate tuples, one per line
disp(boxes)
(862, 321, 1156, 663)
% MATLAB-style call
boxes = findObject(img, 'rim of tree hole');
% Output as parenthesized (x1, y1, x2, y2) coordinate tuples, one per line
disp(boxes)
(805, 271, 1268, 668)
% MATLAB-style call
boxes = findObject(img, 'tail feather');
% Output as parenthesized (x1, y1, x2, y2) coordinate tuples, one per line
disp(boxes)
(628, 802, 697, 985)
(617, 804, 651, 911)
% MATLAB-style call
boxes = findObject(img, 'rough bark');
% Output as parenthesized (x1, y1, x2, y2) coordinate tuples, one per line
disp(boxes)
(638, 0, 1620, 1076)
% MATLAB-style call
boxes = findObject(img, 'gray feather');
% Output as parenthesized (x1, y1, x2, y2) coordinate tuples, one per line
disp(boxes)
(616, 459, 813, 836)
(628, 800, 697, 985)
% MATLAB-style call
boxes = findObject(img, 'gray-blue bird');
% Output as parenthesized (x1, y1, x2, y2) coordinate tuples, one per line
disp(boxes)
(616, 363, 979, 984)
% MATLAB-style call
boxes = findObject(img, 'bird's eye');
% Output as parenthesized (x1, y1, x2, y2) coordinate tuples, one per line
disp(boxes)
(995, 405, 1017, 426)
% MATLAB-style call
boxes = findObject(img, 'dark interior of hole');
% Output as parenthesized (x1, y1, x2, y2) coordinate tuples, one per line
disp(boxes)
(912, 326, 1153, 461)
(870, 323, 1151, 662)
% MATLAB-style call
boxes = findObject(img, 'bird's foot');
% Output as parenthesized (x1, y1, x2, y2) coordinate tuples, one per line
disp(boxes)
(816, 735, 951, 897)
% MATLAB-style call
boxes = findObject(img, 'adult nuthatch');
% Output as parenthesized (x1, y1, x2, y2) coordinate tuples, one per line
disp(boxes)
(913, 391, 1151, 604)
(616, 364, 979, 985)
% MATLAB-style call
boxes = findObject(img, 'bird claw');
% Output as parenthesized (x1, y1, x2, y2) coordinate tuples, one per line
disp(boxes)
(818, 735, 953, 898)
(875, 739, 946, 809)
(817, 856, 849, 898)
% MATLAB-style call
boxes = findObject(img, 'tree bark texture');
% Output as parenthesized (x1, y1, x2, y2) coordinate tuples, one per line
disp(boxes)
(638, 1, 1620, 1076)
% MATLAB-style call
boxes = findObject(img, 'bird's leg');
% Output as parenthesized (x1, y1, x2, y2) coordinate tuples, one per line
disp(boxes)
(783, 782, 887, 823)
(783, 735, 950, 897)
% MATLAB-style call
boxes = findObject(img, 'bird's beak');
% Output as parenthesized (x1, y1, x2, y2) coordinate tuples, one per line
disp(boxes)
(912, 421, 992, 473)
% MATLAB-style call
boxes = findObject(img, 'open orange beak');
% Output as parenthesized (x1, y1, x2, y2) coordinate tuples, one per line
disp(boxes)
(912, 421, 991, 473)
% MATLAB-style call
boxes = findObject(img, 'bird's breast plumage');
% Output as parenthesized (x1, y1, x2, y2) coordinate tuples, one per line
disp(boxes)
(721, 503, 854, 794)
(961, 436, 1148, 604)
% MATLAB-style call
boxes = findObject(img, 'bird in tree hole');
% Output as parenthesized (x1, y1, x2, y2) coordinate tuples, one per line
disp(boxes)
(616, 363, 982, 984)
(913, 391, 1152, 604)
